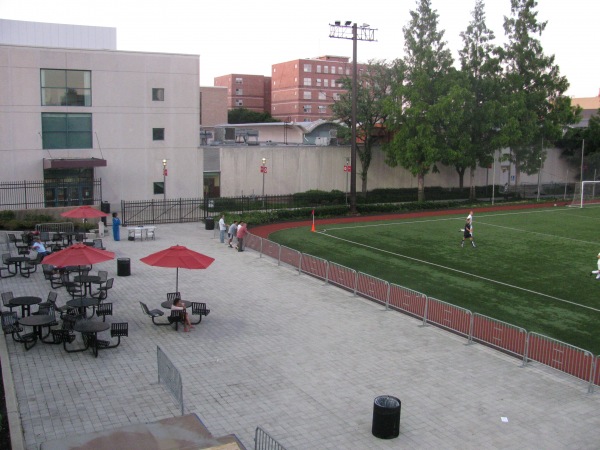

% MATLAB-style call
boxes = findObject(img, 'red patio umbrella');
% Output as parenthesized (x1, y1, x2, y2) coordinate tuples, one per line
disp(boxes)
(42, 243, 115, 267)
(140, 245, 215, 292)
(60, 205, 109, 219)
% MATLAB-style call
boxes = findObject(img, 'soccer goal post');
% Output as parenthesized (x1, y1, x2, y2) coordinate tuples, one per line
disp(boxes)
(570, 181, 600, 208)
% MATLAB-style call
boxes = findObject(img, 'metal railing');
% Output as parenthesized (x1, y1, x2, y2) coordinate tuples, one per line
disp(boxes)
(245, 232, 600, 393)
(157, 345, 184, 415)
(0, 179, 102, 209)
(122, 198, 204, 225)
(254, 427, 287, 450)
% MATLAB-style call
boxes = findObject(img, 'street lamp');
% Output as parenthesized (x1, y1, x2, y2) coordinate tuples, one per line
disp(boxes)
(260, 157, 267, 208)
(329, 21, 376, 214)
(162, 159, 167, 201)
(344, 157, 351, 205)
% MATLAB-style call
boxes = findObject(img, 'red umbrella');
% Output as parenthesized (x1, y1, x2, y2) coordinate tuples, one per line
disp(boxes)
(60, 205, 109, 219)
(42, 243, 115, 267)
(140, 245, 215, 292)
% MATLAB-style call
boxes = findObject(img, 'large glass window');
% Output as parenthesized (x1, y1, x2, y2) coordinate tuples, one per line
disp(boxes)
(41, 69, 91, 106)
(41, 113, 92, 149)
(153, 128, 165, 141)
(152, 88, 164, 101)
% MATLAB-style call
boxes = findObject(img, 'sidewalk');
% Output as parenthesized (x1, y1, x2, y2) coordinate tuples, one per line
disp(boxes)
(1, 223, 599, 449)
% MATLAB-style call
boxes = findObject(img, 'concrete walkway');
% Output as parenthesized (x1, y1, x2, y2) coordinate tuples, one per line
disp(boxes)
(1, 223, 599, 450)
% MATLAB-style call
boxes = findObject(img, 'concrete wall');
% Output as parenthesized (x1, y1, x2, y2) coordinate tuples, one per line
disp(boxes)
(215, 144, 574, 197)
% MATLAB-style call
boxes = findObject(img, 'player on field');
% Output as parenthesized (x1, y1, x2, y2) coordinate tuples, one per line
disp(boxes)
(461, 218, 476, 248)
(467, 210, 473, 234)
(590, 253, 600, 279)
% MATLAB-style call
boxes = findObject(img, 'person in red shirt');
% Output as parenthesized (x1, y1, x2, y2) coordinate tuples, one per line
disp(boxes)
(236, 221, 248, 252)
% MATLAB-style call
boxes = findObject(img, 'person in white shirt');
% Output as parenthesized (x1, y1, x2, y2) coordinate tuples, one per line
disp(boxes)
(218, 215, 227, 243)
(590, 253, 600, 280)
(467, 211, 473, 235)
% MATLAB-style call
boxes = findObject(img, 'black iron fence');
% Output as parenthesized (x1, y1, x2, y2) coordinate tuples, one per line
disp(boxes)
(121, 198, 205, 226)
(0, 179, 102, 209)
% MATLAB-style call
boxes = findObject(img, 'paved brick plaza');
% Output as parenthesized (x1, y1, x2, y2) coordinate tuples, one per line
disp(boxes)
(1, 223, 599, 449)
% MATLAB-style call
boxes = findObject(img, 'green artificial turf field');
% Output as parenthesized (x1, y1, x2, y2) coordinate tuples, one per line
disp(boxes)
(269, 206, 600, 354)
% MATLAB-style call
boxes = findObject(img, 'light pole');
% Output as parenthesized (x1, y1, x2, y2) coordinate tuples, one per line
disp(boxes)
(329, 21, 376, 214)
(162, 159, 167, 201)
(260, 157, 267, 208)
(580, 139, 585, 184)
(537, 156, 542, 201)
(344, 157, 350, 205)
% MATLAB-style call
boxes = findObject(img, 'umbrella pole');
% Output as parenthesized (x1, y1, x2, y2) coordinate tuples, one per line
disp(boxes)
(176, 267, 179, 293)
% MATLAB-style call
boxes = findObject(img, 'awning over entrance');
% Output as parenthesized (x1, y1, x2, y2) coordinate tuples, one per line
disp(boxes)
(43, 158, 107, 169)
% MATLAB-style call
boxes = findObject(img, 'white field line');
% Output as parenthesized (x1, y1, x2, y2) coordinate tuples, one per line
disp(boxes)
(316, 231, 600, 313)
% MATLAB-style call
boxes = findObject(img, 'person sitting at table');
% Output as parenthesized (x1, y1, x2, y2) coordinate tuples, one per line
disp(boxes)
(30, 237, 50, 260)
(171, 297, 193, 332)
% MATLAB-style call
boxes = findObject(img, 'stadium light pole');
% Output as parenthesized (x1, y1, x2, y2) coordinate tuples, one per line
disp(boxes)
(329, 21, 376, 215)
(162, 159, 167, 201)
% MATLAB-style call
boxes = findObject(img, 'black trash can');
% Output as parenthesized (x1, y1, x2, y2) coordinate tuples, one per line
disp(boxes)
(205, 218, 215, 230)
(117, 257, 131, 276)
(372, 395, 401, 439)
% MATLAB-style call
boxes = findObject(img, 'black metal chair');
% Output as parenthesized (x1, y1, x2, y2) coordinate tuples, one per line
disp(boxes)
(97, 322, 128, 350)
(21, 253, 44, 277)
(166, 292, 181, 303)
(94, 277, 113, 300)
(95, 302, 113, 322)
(1, 312, 37, 350)
(139, 302, 168, 325)
(1, 291, 17, 315)
(33, 291, 58, 315)
(0, 253, 14, 278)
(167, 309, 185, 331)
(62, 273, 84, 299)
(93, 239, 106, 250)
(190, 302, 211, 325)
(91, 270, 108, 292)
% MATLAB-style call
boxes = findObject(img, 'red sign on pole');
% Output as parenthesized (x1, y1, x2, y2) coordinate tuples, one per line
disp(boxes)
(260, 166, 268, 173)
(344, 165, 351, 172)
(163, 169, 168, 176)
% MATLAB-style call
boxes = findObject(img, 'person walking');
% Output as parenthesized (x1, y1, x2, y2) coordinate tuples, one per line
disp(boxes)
(112, 212, 121, 241)
(218, 214, 227, 244)
(461, 218, 476, 248)
(590, 253, 600, 280)
(228, 220, 238, 248)
(467, 210, 474, 235)
(236, 221, 248, 252)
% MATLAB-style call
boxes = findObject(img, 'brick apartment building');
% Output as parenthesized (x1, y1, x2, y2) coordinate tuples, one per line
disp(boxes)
(216, 55, 364, 123)
(214, 74, 271, 114)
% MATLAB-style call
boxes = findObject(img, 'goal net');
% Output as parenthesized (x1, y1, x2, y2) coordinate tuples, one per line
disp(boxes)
(570, 181, 600, 208)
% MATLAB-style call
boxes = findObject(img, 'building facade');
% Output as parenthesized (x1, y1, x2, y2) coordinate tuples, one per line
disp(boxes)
(213, 73, 271, 114)
(0, 44, 202, 208)
(270, 55, 361, 122)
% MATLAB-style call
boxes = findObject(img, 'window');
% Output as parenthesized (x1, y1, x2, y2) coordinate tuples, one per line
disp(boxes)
(324, 66, 329, 74)
(41, 113, 92, 149)
(303, 91, 312, 99)
(303, 64, 312, 72)
(316, 79, 322, 87)
(153, 128, 165, 141)
(235, 77, 243, 84)
(303, 78, 312, 87)
(331, 80, 336, 88)
(319, 92, 326, 100)
(152, 88, 164, 101)
(316, 65, 322, 73)
(333, 93, 341, 101)
(324, 79, 329, 87)
(153, 182, 165, 195)
(331, 66, 336, 74)
(303, 105, 312, 113)
(318, 105, 327, 114)
(339, 66, 343, 74)
(41, 69, 91, 106)
(235, 88, 243, 95)
(235, 99, 243, 106)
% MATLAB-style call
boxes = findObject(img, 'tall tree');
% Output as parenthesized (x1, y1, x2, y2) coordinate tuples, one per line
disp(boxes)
(447, 0, 505, 198)
(383, 0, 454, 201)
(331, 60, 402, 194)
(500, 0, 577, 186)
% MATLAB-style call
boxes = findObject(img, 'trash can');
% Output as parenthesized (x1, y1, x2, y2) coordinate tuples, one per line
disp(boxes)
(117, 257, 131, 276)
(100, 201, 110, 225)
(205, 218, 215, 230)
(372, 395, 401, 439)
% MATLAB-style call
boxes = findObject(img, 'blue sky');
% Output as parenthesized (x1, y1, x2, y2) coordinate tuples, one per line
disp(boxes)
(1, 0, 597, 97)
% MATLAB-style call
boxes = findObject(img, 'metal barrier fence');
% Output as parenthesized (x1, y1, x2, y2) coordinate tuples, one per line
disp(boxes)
(254, 426, 287, 450)
(246, 232, 600, 393)
(157, 345, 184, 415)
(35, 222, 75, 233)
